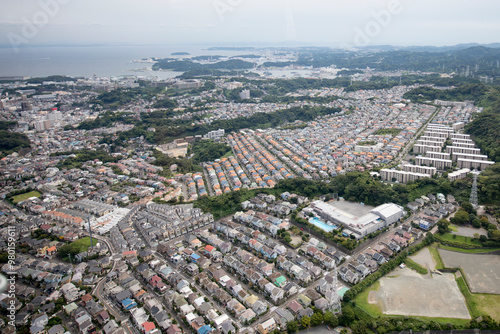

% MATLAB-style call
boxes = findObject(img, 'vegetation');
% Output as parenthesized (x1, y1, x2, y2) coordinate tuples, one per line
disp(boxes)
(345, 241, 500, 333)
(0, 121, 18, 130)
(152, 105, 341, 144)
(358, 141, 376, 146)
(403, 83, 489, 103)
(25, 75, 77, 84)
(435, 233, 484, 248)
(343, 232, 435, 301)
(57, 237, 93, 261)
(428, 245, 445, 269)
(152, 149, 202, 175)
(56, 149, 119, 169)
(353, 281, 382, 316)
(0, 129, 31, 156)
(373, 128, 402, 136)
(456, 275, 481, 318)
(153, 59, 254, 71)
(11, 191, 42, 204)
(189, 140, 232, 165)
(466, 86, 500, 161)
(477, 163, 500, 204)
(438, 244, 500, 253)
(405, 258, 429, 275)
(76, 111, 136, 130)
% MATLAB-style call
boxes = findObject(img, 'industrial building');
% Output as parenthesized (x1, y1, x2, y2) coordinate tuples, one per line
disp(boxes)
(306, 201, 404, 239)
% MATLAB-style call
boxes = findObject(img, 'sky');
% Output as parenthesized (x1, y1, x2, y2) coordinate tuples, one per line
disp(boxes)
(0, 0, 499, 48)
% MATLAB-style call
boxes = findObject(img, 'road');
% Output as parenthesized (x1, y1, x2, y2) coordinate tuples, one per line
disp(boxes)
(92, 258, 135, 334)
(202, 167, 215, 196)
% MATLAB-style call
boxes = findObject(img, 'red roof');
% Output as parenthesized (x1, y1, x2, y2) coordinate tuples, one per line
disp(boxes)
(122, 250, 137, 257)
(142, 322, 155, 332)
(150, 275, 162, 284)
(205, 245, 215, 253)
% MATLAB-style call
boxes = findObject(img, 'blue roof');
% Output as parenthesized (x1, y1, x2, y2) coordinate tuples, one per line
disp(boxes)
(198, 325, 212, 334)
(121, 298, 137, 310)
(191, 253, 201, 260)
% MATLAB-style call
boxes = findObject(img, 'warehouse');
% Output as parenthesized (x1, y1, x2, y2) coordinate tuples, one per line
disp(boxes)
(307, 200, 404, 239)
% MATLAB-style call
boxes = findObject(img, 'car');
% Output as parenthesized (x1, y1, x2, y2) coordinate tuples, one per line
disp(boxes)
(300, 228, 304, 231)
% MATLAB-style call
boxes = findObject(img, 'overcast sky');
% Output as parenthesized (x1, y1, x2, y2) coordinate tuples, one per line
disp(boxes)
(0, 0, 499, 48)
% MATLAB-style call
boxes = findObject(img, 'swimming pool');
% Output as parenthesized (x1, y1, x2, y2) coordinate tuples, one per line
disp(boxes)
(309, 217, 337, 233)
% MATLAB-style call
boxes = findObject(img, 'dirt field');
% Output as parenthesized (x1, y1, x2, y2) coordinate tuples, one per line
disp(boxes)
(439, 249, 500, 294)
(369, 267, 470, 319)
(409, 247, 436, 271)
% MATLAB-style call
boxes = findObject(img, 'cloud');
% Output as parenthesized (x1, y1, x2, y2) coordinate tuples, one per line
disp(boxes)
(0, 0, 498, 46)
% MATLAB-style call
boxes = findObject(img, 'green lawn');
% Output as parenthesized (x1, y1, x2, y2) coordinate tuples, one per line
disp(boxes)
(456, 276, 481, 318)
(353, 281, 382, 316)
(437, 233, 483, 247)
(405, 258, 429, 275)
(11, 191, 42, 204)
(439, 244, 500, 254)
(474, 293, 500, 322)
(455, 274, 500, 322)
(428, 245, 445, 270)
(449, 224, 459, 232)
(221, 150, 234, 158)
(58, 237, 93, 261)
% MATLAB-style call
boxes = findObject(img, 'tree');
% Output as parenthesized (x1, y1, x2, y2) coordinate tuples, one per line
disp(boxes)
(437, 219, 451, 234)
(300, 316, 311, 329)
(310, 312, 324, 327)
(450, 210, 470, 225)
(324, 311, 338, 327)
(47, 316, 62, 327)
(490, 230, 500, 242)
(339, 306, 355, 326)
(461, 201, 477, 215)
(286, 321, 298, 333)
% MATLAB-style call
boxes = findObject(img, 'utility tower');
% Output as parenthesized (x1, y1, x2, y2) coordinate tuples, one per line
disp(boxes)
(470, 170, 479, 208)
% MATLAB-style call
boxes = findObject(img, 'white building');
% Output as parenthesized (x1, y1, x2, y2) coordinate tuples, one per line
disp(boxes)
(308, 201, 404, 239)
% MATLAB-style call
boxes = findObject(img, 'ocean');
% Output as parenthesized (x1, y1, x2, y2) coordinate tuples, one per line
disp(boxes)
(0, 45, 251, 79)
